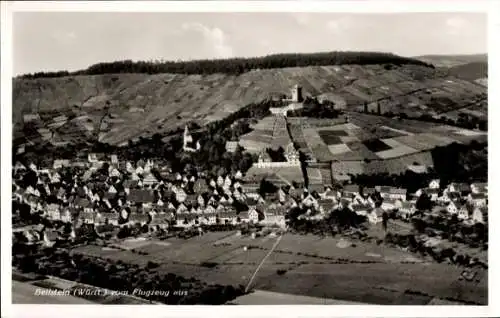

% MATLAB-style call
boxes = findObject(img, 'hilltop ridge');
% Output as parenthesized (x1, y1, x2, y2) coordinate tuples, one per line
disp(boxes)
(18, 51, 432, 79)
(13, 51, 486, 148)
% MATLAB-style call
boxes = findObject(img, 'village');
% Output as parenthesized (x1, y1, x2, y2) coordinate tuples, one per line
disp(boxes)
(12, 145, 488, 247)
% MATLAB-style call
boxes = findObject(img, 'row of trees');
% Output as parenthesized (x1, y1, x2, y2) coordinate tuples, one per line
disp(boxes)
(19, 51, 433, 79)
(13, 248, 246, 304)
(384, 232, 487, 268)
(411, 214, 488, 248)
(287, 206, 368, 237)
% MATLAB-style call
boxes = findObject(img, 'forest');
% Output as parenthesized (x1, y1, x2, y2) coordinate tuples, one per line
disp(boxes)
(18, 51, 433, 79)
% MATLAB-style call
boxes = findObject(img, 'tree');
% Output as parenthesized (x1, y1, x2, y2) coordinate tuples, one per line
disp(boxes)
(416, 192, 432, 211)
(382, 212, 389, 231)
(259, 178, 277, 197)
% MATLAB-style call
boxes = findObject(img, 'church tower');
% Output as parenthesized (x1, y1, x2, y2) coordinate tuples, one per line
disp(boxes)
(183, 125, 193, 151)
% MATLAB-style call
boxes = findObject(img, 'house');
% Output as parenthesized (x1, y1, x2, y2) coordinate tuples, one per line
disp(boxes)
(343, 184, 360, 197)
(14, 161, 27, 173)
(407, 164, 428, 174)
(472, 207, 487, 224)
(225, 141, 239, 153)
(47, 204, 61, 221)
(174, 187, 187, 203)
(399, 202, 417, 220)
(177, 203, 188, 214)
(368, 208, 384, 224)
(53, 159, 70, 169)
(338, 198, 352, 209)
(128, 213, 150, 226)
(60, 209, 74, 223)
(429, 179, 440, 189)
(223, 176, 232, 189)
(109, 168, 121, 178)
(321, 188, 338, 201)
(88, 153, 99, 163)
(235, 170, 243, 180)
(176, 213, 197, 227)
(149, 213, 173, 231)
(241, 182, 260, 199)
(458, 204, 473, 221)
(219, 210, 238, 224)
(238, 211, 250, 223)
(202, 213, 217, 225)
(193, 179, 209, 193)
(57, 186, 68, 199)
(388, 188, 407, 201)
(308, 183, 324, 194)
(425, 188, 440, 202)
(301, 192, 318, 207)
(108, 185, 117, 194)
(470, 182, 487, 195)
(128, 188, 154, 203)
(362, 187, 376, 198)
(96, 212, 120, 226)
(247, 207, 261, 223)
(351, 204, 371, 216)
(143, 173, 158, 186)
(80, 211, 95, 224)
(22, 229, 41, 244)
(376, 186, 393, 199)
(184, 194, 198, 206)
(317, 199, 335, 214)
(288, 187, 304, 200)
(43, 230, 60, 247)
(447, 183, 471, 195)
(446, 201, 461, 215)
(204, 205, 216, 215)
(110, 154, 119, 165)
(263, 206, 286, 227)
(381, 199, 402, 211)
(468, 193, 487, 208)
(439, 191, 461, 204)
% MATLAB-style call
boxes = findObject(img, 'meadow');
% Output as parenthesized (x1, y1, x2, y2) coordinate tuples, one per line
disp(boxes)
(70, 231, 487, 305)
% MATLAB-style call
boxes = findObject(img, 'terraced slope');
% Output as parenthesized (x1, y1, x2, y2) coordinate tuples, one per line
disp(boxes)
(13, 63, 486, 146)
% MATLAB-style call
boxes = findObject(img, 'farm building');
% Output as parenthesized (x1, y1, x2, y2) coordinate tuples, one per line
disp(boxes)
(225, 141, 239, 153)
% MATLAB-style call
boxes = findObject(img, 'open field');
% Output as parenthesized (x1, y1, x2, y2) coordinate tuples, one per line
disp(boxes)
(13, 62, 486, 146)
(69, 232, 486, 305)
(245, 165, 304, 185)
(229, 290, 368, 305)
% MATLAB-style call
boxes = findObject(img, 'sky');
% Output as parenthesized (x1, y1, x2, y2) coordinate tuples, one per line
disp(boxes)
(13, 12, 487, 75)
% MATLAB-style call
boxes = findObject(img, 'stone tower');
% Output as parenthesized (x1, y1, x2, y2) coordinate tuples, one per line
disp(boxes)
(291, 84, 303, 102)
(183, 125, 193, 151)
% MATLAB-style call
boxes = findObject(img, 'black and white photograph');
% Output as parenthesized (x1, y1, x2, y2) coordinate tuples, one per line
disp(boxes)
(1, 1, 498, 317)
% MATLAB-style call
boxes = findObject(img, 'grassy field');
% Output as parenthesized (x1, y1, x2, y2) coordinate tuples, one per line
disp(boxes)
(69, 231, 486, 305)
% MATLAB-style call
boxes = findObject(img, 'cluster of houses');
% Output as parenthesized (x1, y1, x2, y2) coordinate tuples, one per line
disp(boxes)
(12, 153, 488, 245)
(340, 179, 488, 225)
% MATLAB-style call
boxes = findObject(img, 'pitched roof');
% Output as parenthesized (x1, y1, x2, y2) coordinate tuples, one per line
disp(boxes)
(123, 180, 139, 188)
(351, 204, 371, 211)
(389, 188, 407, 195)
(128, 189, 154, 203)
(376, 185, 392, 193)
(343, 184, 360, 193)
(128, 213, 150, 222)
(401, 201, 415, 209)
(470, 193, 487, 200)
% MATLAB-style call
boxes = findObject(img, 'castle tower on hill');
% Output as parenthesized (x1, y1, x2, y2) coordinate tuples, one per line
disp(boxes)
(291, 84, 303, 103)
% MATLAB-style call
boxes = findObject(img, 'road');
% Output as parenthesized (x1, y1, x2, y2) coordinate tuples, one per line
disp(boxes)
(12, 280, 95, 304)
